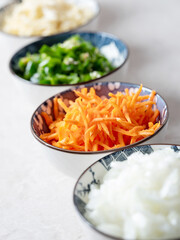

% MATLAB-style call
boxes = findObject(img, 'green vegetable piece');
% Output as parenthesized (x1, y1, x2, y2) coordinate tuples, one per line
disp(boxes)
(80, 73, 92, 82)
(38, 57, 61, 76)
(17, 34, 115, 85)
(18, 57, 29, 71)
(24, 61, 38, 79)
(39, 44, 62, 58)
(52, 73, 79, 84)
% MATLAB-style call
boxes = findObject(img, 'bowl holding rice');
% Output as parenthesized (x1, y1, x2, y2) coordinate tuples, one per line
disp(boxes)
(73, 144, 180, 240)
(0, 0, 99, 37)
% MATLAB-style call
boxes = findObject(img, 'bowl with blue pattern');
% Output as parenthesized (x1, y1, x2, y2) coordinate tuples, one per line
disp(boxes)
(73, 144, 180, 240)
(30, 81, 168, 178)
(9, 31, 128, 105)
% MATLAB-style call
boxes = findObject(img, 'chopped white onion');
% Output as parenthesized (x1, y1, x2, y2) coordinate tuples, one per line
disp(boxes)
(86, 148, 180, 239)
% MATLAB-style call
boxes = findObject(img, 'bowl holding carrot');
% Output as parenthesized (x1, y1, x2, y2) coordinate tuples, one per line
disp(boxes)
(30, 81, 168, 178)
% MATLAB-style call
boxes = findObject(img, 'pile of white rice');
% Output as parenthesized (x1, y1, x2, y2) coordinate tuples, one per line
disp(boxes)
(86, 148, 180, 239)
(1, 0, 94, 36)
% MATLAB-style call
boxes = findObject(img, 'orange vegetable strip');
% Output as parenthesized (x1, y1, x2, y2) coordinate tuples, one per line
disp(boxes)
(40, 132, 53, 140)
(74, 90, 90, 101)
(131, 125, 145, 132)
(150, 121, 160, 130)
(130, 84, 143, 106)
(95, 141, 111, 150)
(118, 132, 125, 147)
(109, 101, 124, 118)
(100, 122, 110, 137)
(138, 129, 155, 136)
(145, 90, 157, 116)
(125, 88, 129, 96)
(58, 99, 69, 113)
(137, 95, 149, 101)
(91, 117, 124, 124)
(113, 127, 139, 137)
(49, 117, 62, 130)
(109, 123, 116, 141)
(88, 87, 102, 102)
(149, 109, 160, 123)
(41, 112, 53, 126)
(87, 125, 96, 138)
(46, 133, 58, 141)
(54, 141, 85, 151)
(76, 99, 88, 129)
(130, 136, 140, 144)
(90, 126, 99, 142)
(149, 90, 156, 101)
(64, 119, 82, 126)
(91, 117, 135, 130)
(92, 143, 98, 151)
(122, 100, 132, 123)
(85, 125, 96, 151)
(53, 97, 59, 120)
(135, 101, 155, 108)
(81, 87, 88, 95)
(95, 99, 108, 110)
(97, 123, 102, 131)
(148, 122, 154, 128)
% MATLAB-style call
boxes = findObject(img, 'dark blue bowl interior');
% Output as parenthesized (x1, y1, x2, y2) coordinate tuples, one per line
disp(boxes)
(9, 32, 129, 86)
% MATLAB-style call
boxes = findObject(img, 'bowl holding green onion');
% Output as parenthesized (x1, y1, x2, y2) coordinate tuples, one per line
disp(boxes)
(9, 32, 128, 104)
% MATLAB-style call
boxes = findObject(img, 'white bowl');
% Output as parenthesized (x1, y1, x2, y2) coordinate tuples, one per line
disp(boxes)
(0, 0, 100, 37)
(9, 31, 129, 106)
(73, 144, 180, 240)
(30, 81, 168, 178)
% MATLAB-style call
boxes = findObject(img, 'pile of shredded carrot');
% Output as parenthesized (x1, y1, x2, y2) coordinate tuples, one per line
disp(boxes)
(40, 84, 160, 151)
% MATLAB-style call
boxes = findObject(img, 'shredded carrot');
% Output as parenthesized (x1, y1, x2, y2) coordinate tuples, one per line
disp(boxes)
(41, 112, 53, 126)
(53, 97, 59, 120)
(40, 85, 161, 151)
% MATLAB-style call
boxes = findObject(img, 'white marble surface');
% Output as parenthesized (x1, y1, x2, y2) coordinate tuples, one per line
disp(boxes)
(0, 0, 180, 239)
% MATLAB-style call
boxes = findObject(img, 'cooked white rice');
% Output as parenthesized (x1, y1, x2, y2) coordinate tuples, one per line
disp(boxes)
(86, 148, 180, 239)
(1, 0, 94, 36)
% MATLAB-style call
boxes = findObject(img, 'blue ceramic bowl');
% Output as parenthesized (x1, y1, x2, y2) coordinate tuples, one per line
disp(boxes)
(73, 144, 180, 240)
(9, 31, 128, 86)
(30, 81, 168, 178)
(31, 81, 168, 154)
(0, 0, 100, 38)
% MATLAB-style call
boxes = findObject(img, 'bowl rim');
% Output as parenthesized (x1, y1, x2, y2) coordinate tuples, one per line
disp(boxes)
(0, 0, 100, 38)
(73, 143, 180, 240)
(30, 81, 169, 155)
(8, 31, 129, 87)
